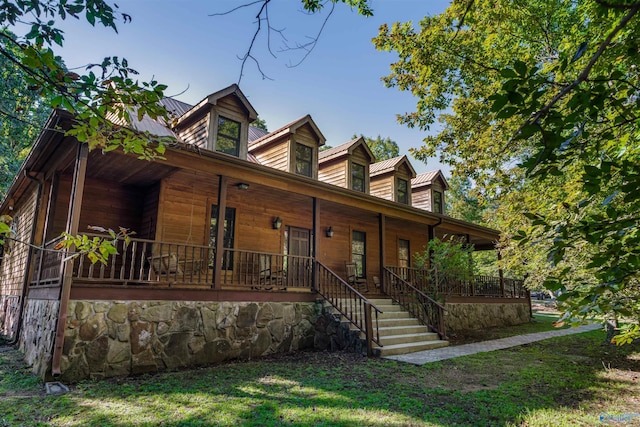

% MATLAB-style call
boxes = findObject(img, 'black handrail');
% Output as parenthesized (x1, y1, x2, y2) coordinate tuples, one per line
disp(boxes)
(383, 267, 447, 340)
(316, 261, 383, 354)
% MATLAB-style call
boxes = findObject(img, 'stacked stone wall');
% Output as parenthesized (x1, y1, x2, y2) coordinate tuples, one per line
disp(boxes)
(60, 300, 319, 382)
(19, 298, 59, 378)
(314, 305, 366, 354)
(444, 302, 531, 331)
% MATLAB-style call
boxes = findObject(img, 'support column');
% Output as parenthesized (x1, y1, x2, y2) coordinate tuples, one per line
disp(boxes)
(378, 214, 385, 292)
(213, 175, 228, 289)
(52, 142, 88, 376)
(312, 197, 319, 292)
(498, 250, 505, 297)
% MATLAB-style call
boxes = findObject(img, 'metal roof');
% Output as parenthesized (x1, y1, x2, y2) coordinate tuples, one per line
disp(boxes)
(411, 170, 449, 189)
(369, 155, 417, 178)
(249, 126, 269, 142)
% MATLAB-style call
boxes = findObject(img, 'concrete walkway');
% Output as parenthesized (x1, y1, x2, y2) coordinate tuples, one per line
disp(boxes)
(384, 324, 602, 365)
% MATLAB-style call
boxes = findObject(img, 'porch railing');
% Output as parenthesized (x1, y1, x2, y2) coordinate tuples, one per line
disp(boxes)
(316, 262, 382, 354)
(385, 267, 527, 298)
(219, 249, 314, 290)
(30, 236, 65, 287)
(29, 234, 319, 289)
(383, 267, 447, 340)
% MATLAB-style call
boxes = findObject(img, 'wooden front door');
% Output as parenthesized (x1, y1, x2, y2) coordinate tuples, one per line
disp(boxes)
(287, 227, 311, 286)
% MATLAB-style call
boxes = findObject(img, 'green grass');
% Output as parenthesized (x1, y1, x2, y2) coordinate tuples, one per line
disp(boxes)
(1, 325, 639, 426)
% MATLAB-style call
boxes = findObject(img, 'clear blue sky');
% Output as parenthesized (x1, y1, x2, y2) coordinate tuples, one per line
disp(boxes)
(55, 0, 451, 174)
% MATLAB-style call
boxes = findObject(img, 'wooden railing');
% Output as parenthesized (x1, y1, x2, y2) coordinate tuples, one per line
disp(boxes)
(29, 234, 317, 289)
(70, 234, 214, 286)
(385, 267, 528, 298)
(383, 267, 447, 340)
(219, 249, 314, 290)
(316, 262, 382, 354)
(30, 236, 65, 287)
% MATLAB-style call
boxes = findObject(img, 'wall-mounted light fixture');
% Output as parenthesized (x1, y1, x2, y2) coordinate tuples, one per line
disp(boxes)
(236, 183, 250, 190)
(326, 226, 334, 238)
(272, 216, 282, 230)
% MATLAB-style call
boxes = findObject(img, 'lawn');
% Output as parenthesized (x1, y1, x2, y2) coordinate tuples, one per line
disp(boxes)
(1, 317, 639, 426)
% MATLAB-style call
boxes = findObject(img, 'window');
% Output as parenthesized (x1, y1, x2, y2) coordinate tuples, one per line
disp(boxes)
(433, 190, 443, 213)
(216, 116, 241, 157)
(351, 163, 365, 192)
(396, 178, 409, 204)
(398, 239, 410, 269)
(209, 205, 236, 269)
(295, 143, 313, 177)
(352, 230, 366, 278)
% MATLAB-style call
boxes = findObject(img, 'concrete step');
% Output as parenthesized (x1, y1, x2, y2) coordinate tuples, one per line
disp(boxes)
(374, 339, 449, 357)
(377, 317, 421, 328)
(379, 332, 440, 346)
(377, 310, 411, 319)
(377, 324, 431, 336)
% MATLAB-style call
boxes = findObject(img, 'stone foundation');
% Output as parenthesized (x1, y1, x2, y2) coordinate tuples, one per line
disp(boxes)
(444, 302, 531, 331)
(1, 295, 21, 339)
(19, 298, 59, 378)
(60, 300, 319, 382)
(314, 305, 365, 354)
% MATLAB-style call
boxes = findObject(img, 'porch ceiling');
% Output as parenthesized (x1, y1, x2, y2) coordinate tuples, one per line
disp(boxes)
(84, 150, 179, 187)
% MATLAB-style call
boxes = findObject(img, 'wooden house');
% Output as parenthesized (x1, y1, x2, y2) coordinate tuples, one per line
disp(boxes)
(318, 137, 375, 193)
(0, 84, 530, 381)
(370, 156, 417, 205)
(411, 170, 449, 214)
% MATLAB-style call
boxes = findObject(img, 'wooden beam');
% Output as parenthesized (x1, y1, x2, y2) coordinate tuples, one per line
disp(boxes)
(213, 175, 228, 288)
(498, 251, 505, 297)
(52, 142, 88, 376)
(378, 213, 386, 292)
(312, 197, 319, 292)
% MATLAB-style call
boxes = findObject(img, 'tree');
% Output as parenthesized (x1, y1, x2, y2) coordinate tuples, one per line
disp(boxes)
(374, 0, 640, 341)
(353, 133, 399, 161)
(0, 30, 54, 199)
(253, 117, 268, 131)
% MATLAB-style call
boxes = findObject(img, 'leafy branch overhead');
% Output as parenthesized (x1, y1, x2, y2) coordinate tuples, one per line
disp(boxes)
(0, 1, 175, 161)
(374, 0, 640, 335)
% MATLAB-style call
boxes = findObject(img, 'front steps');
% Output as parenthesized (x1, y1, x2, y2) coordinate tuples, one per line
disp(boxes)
(327, 297, 449, 357)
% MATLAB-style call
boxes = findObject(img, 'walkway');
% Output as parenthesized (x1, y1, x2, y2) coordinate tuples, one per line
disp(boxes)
(384, 324, 602, 365)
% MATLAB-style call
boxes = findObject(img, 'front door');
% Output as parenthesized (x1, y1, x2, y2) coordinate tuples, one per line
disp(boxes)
(287, 227, 311, 286)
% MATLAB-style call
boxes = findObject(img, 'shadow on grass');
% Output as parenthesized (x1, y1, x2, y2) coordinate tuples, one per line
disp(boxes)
(1, 330, 639, 426)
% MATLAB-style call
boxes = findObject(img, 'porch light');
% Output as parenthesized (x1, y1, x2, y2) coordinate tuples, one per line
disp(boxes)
(326, 226, 334, 238)
(272, 216, 282, 230)
(236, 183, 250, 190)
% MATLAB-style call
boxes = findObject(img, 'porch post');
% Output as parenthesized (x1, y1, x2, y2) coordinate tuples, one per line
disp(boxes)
(427, 224, 435, 270)
(52, 142, 88, 376)
(498, 250, 505, 297)
(213, 175, 228, 289)
(378, 213, 385, 293)
(312, 197, 319, 292)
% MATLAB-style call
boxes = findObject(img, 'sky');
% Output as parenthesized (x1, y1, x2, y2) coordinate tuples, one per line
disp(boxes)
(53, 0, 452, 174)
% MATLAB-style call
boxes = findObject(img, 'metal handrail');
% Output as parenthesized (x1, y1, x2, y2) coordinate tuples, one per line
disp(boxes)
(316, 261, 383, 354)
(383, 267, 447, 340)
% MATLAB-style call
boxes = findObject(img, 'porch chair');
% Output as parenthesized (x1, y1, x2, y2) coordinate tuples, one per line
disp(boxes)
(148, 253, 183, 281)
(345, 262, 368, 293)
(257, 254, 286, 291)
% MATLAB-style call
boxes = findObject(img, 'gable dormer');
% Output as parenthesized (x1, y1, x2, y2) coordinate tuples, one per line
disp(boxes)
(318, 137, 375, 192)
(248, 115, 326, 179)
(172, 84, 258, 160)
(369, 155, 417, 205)
(411, 170, 449, 214)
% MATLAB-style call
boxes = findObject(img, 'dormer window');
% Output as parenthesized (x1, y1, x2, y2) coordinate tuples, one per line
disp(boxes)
(351, 163, 365, 192)
(396, 178, 409, 204)
(217, 116, 241, 156)
(433, 190, 443, 213)
(295, 143, 313, 177)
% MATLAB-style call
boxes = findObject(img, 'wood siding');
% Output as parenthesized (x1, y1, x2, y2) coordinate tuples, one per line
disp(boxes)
(252, 138, 289, 172)
(0, 186, 38, 337)
(412, 186, 431, 211)
(384, 220, 430, 269)
(178, 114, 208, 148)
(370, 173, 393, 201)
(318, 159, 347, 188)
